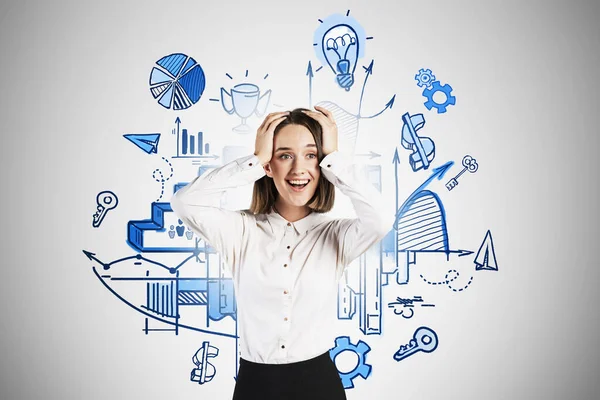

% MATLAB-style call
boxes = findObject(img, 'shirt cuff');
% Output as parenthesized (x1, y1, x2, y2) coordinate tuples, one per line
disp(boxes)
(319, 150, 351, 172)
(235, 154, 266, 179)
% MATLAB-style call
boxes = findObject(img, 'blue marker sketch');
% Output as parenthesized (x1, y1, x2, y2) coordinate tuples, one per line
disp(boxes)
(329, 336, 372, 389)
(387, 161, 474, 284)
(387, 296, 435, 319)
(475, 230, 498, 271)
(415, 68, 436, 89)
(171, 117, 219, 161)
(127, 202, 206, 253)
(217, 70, 271, 133)
(393, 326, 438, 362)
(313, 11, 369, 91)
(446, 155, 479, 191)
(92, 190, 118, 228)
(123, 133, 160, 154)
(152, 156, 173, 202)
(149, 53, 206, 110)
(191, 341, 219, 385)
(423, 81, 456, 114)
(401, 112, 435, 171)
(420, 269, 473, 292)
(83, 251, 238, 338)
(169, 220, 194, 240)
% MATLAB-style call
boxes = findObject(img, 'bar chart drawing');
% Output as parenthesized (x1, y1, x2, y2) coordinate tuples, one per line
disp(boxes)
(175, 129, 212, 159)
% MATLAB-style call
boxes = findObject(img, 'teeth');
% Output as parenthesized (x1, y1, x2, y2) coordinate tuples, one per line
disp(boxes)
(288, 180, 309, 185)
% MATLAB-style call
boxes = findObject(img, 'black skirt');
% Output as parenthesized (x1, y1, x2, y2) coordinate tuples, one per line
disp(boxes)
(232, 351, 347, 400)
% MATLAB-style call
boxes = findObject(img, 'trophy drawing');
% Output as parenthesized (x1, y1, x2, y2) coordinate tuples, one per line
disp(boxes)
(221, 83, 271, 133)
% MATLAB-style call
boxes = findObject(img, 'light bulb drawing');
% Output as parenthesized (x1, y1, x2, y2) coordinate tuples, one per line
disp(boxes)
(313, 12, 369, 91)
(323, 25, 359, 91)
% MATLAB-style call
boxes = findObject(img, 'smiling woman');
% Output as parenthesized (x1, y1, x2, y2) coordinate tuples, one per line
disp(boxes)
(250, 108, 336, 221)
(170, 106, 393, 400)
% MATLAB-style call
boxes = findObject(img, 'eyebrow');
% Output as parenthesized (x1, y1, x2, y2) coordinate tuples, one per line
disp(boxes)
(275, 144, 317, 152)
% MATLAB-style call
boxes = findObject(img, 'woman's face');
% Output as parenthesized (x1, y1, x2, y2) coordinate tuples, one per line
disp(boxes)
(264, 123, 321, 210)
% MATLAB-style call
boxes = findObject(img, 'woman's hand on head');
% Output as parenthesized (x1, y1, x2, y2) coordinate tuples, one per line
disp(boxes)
(254, 111, 289, 165)
(302, 106, 338, 156)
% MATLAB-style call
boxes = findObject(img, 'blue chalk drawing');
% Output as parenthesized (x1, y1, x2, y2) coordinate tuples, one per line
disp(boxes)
(315, 96, 394, 155)
(83, 251, 238, 338)
(218, 70, 271, 133)
(127, 202, 207, 253)
(401, 112, 435, 171)
(423, 81, 456, 114)
(387, 296, 435, 319)
(123, 133, 160, 154)
(446, 155, 479, 191)
(393, 326, 438, 362)
(92, 190, 118, 228)
(306, 61, 314, 107)
(420, 269, 473, 292)
(313, 11, 369, 91)
(191, 341, 219, 385)
(171, 117, 219, 161)
(387, 161, 474, 284)
(415, 68, 436, 89)
(149, 53, 206, 110)
(152, 156, 173, 202)
(169, 220, 194, 240)
(475, 230, 498, 271)
(329, 336, 372, 389)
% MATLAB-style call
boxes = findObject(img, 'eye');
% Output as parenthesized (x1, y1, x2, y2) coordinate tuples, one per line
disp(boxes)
(307, 153, 317, 159)
(279, 154, 292, 160)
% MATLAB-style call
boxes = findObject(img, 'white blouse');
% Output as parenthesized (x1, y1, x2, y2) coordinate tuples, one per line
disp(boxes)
(170, 150, 393, 364)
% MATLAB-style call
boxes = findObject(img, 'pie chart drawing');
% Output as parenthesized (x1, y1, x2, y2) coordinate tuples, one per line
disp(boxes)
(149, 53, 206, 110)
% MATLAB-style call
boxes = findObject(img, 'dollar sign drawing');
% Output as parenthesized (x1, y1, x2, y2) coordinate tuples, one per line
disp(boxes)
(191, 341, 219, 385)
(401, 112, 435, 171)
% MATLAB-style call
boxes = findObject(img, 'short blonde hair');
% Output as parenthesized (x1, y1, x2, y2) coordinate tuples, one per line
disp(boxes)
(249, 108, 335, 215)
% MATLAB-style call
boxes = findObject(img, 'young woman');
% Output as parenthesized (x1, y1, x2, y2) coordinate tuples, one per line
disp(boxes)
(171, 106, 392, 400)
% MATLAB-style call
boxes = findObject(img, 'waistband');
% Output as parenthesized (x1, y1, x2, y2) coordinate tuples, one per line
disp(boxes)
(239, 351, 331, 369)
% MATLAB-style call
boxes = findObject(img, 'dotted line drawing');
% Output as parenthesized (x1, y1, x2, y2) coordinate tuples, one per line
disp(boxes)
(419, 269, 473, 292)
(152, 156, 173, 201)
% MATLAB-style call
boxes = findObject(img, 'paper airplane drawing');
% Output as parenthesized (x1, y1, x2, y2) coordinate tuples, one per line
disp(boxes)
(474, 230, 498, 271)
(123, 133, 161, 154)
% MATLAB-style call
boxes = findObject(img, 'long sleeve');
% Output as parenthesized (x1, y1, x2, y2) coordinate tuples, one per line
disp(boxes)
(319, 151, 394, 268)
(170, 154, 266, 276)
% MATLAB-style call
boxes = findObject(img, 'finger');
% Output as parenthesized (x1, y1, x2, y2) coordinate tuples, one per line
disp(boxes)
(314, 106, 335, 122)
(301, 109, 330, 124)
(259, 112, 289, 133)
(266, 115, 288, 132)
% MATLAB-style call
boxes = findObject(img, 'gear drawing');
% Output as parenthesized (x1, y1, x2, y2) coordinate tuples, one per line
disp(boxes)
(423, 81, 456, 113)
(415, 68, 436, 88)
(329, 336, 372, 389)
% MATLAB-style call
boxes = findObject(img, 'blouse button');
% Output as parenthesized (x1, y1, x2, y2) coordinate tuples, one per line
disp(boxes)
(249, 163, 253, 166)
(283, 264, 288, 268)
(327, 164, 331, 168)
(286, 245, 291, 249)
(284, 317, 288, 321)
(281, 345, 285, 349)
(287, 222, 291, 226)
(284, 290, 288, 295)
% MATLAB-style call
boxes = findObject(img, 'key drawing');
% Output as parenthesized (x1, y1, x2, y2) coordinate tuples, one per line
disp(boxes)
(92, 190, 118, 228)
(393, 326, 438, 362)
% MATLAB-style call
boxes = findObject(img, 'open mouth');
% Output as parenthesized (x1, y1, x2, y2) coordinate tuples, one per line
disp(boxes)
(286, 179, 310, 192)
